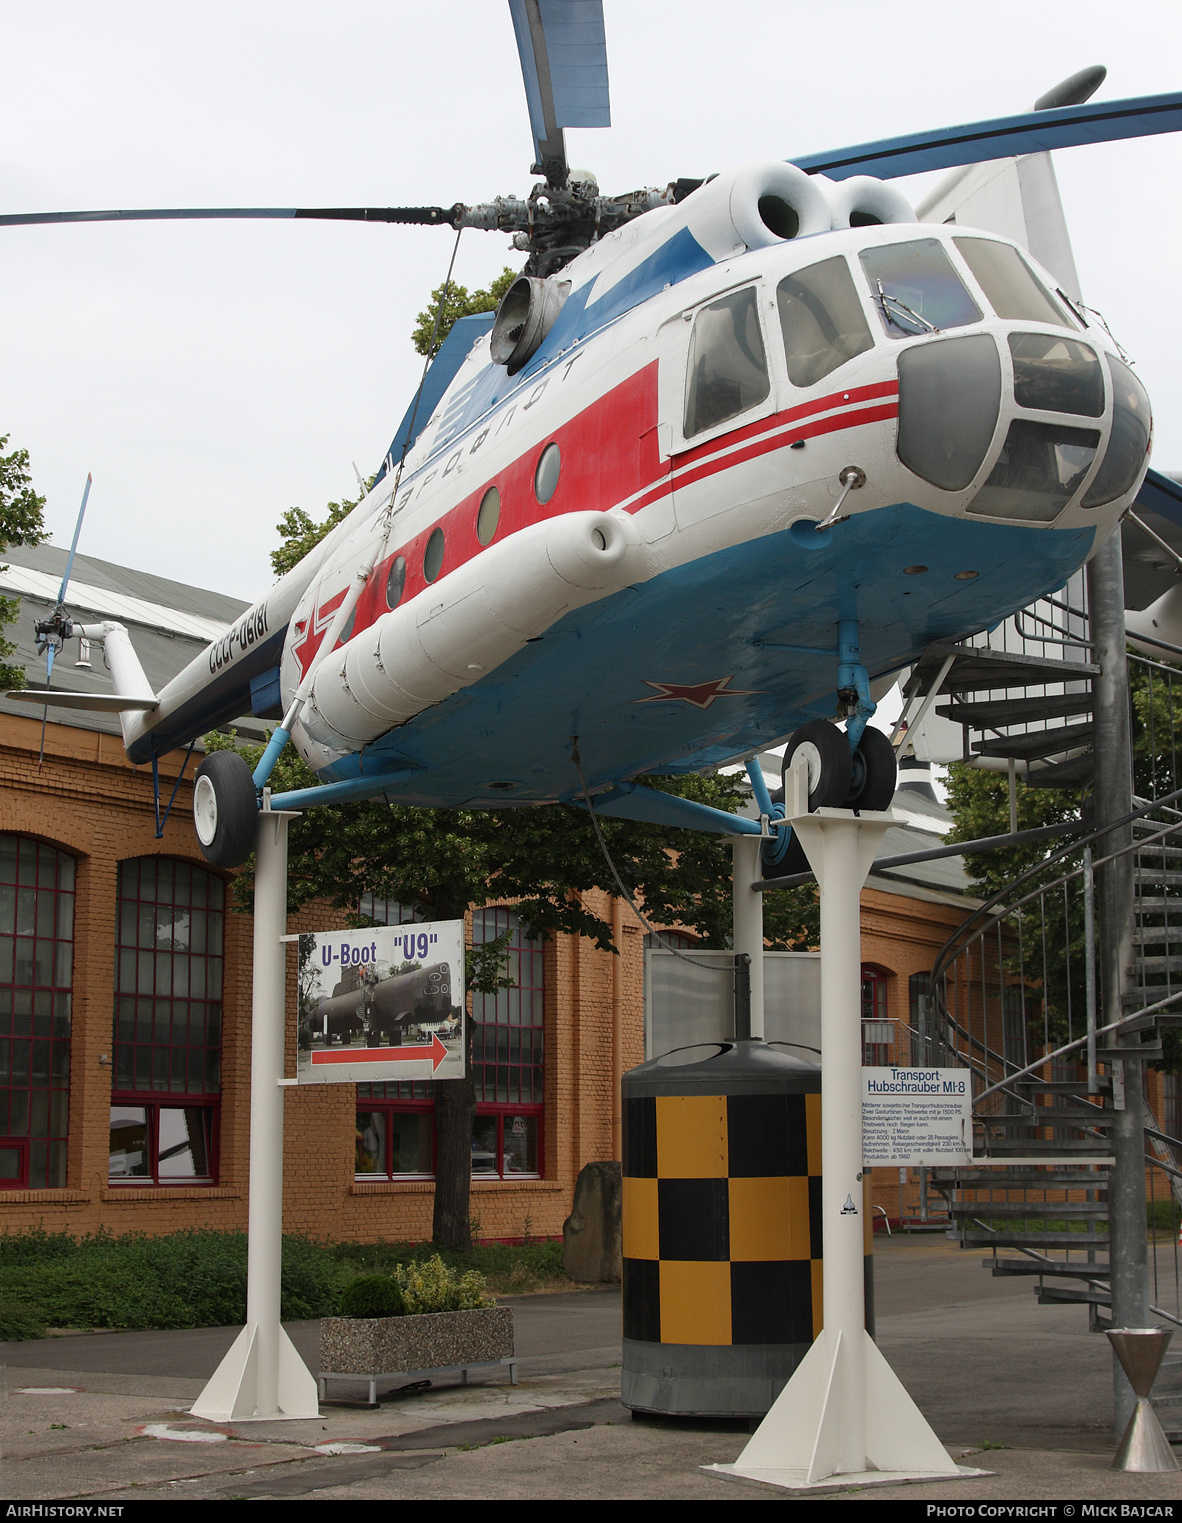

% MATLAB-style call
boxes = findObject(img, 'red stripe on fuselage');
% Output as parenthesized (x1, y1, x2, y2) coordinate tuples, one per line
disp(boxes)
(345, 367, 898, 642)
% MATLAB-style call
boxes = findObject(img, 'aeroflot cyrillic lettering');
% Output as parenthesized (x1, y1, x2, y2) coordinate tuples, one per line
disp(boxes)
(208, 601, 270, 673)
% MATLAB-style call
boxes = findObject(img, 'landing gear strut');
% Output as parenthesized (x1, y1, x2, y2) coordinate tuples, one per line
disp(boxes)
(760, 618, 896, 876)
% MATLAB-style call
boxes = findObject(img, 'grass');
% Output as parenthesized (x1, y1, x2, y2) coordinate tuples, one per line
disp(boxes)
(0, 1229, 570, 1340)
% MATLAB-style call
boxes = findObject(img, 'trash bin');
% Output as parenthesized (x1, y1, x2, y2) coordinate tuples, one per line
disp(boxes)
(621, 1037, 872, 1418)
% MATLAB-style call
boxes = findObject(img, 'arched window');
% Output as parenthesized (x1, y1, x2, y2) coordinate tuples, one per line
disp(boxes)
(0, 835, 75, 1188)
(861, 964, 894, 1066)
(109, 858, 224, 1184)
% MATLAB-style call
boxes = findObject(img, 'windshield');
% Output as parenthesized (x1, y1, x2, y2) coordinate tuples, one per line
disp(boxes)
(860, 239, 982, 339)
(954, 237, 1078, 328)
(968, 419, 1100, 522)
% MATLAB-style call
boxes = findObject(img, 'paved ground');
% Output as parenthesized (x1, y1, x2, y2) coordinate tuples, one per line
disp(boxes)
(1, 1235, 1179, 1501)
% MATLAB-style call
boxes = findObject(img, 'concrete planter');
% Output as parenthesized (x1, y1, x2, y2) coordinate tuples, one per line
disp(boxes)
(319, 1306, 516, 1404)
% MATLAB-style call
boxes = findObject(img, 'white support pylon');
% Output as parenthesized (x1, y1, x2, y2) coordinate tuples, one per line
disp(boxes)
(192, 807, 319, 1423)
(710, 808, 983, 1491)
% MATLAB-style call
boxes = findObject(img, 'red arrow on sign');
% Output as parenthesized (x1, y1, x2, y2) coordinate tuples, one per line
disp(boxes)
(310, 1031, 450, 1070)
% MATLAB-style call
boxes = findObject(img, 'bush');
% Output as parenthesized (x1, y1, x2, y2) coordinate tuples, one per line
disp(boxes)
(339, 1274, 406, 1319)
(0, 1302, 46, 1340)
(395, 1253, 492, 1314)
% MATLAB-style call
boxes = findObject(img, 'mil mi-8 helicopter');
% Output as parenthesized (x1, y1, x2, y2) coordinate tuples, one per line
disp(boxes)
(5, 1, 1180, 870)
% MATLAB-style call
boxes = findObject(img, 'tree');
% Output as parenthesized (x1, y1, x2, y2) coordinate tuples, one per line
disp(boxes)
(0, 435, 48, 689)
(410, 266, 520, 358)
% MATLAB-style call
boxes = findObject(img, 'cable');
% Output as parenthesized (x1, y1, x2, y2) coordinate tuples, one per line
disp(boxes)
(571, 743, 734, 972)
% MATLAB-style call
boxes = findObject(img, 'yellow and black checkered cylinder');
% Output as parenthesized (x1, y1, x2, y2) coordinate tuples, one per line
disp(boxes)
(621, 1039, 872, 1418)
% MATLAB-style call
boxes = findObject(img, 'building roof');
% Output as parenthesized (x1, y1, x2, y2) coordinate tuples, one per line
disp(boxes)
(0, 542, 269, 744)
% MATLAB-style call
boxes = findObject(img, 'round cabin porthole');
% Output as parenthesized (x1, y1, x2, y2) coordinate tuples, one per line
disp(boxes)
(386, 555, 406, 609)
(477, 486, 501, 545)
(423, 527, 445, 583)
(534, 443, 561, 505)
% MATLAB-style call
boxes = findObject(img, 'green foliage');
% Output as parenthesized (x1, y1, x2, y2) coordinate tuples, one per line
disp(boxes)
(395, 1252, 492, 1313)
(270, 487, 371, 580)
(0, 1302, 46, 1340)
(943, 762, 1079, 900)
(338, 1273, 407, 1319)
(0, 434, 48, 689)
(0, 1230, 560, 1333)
(411, 267, 520, 358)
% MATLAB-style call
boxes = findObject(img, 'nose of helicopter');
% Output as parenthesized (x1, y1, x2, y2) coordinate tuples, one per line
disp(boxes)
(895, 325, 1151, 525)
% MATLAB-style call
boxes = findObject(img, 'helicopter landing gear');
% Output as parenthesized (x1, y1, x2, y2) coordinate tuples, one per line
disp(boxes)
(760, 721, 852, 877)
(193, 751, 257, 869)
(845, 724, 897, 810)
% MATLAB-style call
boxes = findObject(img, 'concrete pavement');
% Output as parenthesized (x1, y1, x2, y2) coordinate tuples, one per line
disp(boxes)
(1, 1236, 1178, 1501)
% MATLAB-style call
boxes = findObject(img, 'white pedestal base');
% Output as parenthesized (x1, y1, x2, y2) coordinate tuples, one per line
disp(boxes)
(725, 1326, 959, 1484)
(706, 1462, 991, 1493)
(191, 1321, 319, 1422)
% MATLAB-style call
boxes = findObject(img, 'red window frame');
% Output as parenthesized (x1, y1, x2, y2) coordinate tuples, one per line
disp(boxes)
(861, 964, 894, 1066)
(0, 835, 75, 1189)
(109, 857, 225, 1186)
(355, 904, 545, 1181)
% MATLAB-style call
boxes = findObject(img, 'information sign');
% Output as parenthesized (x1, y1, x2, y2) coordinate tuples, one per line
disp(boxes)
(295, 921, 466, 1085)
(861, 1067, 972, 1166)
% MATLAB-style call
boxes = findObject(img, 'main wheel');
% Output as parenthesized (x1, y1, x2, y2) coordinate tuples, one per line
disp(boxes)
(845, 726, 897, 811)
(192, 751, 257, 868)
(782, 720, 852, 811)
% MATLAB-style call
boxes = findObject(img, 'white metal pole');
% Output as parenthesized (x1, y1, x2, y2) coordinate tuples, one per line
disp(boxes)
(717, 807, 964, 1489)
(816, 816, 868, 1473)
(191, 807, 318, 1423)
(246, 807, 288, 1414)
(732, 836, 765, 1040)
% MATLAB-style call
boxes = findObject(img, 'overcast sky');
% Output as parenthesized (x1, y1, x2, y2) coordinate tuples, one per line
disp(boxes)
(2, 0, 1179, 601)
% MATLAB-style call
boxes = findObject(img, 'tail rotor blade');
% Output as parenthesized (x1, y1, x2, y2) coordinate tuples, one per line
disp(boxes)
(56, 472, 92, 608)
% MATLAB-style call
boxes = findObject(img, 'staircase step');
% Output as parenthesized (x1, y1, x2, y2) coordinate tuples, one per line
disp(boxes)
(933, 1170, 1109, 1186)
(937, 693, 1094, 727)
(1036, 1284, 1113, 1307)
(1136, 870, 1182, 886)
(1012, 1079, 1113, 1095)
(1096, 1043, 1165, 1061)
(947, 1201, 1108, 1219)
(1127, 957, 1182, 972)
(1133, 926, 1182, 944)
(1025, 754, 1096, 789)
(911, 643, 1099, 697)
(1132, 897, 1182, 910)
(975, 1139, 1116, 1155)
(973, 723, 1094, 762)
(959, 1229, 1110, 1247)
(982, 1258, 1110, 1277)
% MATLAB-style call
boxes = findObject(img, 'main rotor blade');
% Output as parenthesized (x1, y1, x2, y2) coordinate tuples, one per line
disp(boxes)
(0, 205, 460, 228)
(793, 89, 1182, 181)
(508, 0, 610, 183)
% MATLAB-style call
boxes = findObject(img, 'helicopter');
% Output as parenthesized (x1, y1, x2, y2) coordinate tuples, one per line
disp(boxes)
(4, 1, 1180, 869)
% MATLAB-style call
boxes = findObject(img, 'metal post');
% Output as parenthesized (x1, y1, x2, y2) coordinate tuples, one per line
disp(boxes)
(1087, 529, 1148, 1437)
(716, 809, 968, 1489)
(1084, 845, 1098, 1095)
(191, 808, 319, 1422)
(732, 836, 765, 1041)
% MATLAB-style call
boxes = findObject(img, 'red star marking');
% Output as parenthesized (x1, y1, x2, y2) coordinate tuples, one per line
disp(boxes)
(633, 675, 764, 710)
(291, 586, 349, 681)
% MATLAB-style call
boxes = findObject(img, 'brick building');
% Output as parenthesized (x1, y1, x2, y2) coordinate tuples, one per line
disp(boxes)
(1, 541, 1094, 1245)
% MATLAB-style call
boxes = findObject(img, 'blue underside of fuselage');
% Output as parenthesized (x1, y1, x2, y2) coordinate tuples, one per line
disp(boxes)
(315, 502, 1095, 807)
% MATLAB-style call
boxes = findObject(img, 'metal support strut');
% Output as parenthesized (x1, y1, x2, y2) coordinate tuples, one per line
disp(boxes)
(837, 619, 876, 753)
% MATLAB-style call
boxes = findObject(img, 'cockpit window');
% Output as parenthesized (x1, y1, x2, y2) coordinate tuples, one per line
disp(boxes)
(684, 287, 770, 438)
(859, 239, 982, 339)
(968, 419, 1100, 522)
(1009, 332, 1104, 417)
(954, 237, 1078, 328)
(777, 257, 875, 388)
(1081, 355, 1152, 509)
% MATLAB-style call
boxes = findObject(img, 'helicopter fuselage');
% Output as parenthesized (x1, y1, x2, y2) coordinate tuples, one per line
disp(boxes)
(121, 173, 1148, 806)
